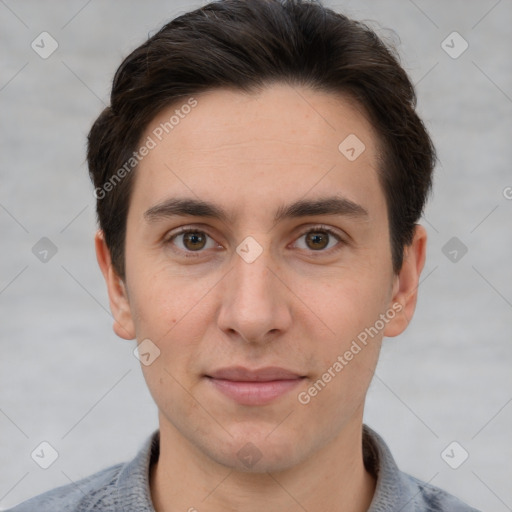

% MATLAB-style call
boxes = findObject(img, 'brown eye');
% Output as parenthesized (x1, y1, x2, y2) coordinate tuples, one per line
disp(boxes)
(305, 231, 330, 250)
(167, 228, 219, 255)
(293, 226, 343, 253)
(182, 231, 207, 250)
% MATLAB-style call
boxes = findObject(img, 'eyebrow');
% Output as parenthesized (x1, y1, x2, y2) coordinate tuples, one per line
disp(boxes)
(143, 196, 368, 224)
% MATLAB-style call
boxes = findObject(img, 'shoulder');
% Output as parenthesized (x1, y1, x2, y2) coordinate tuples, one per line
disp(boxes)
(363, 425, 481, 512)
(400, 472, 481, 512)
(6, 429, 159, 512)
(5, 463, 124, 512)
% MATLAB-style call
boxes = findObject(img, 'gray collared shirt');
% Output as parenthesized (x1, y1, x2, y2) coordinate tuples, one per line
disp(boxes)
(7, 425, 480, 511)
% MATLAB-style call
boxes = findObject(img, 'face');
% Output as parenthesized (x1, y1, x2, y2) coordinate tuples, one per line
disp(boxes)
(97, 83, 425, 472)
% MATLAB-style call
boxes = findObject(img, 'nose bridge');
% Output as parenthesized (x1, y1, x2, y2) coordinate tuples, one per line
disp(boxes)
(231, 241, 278, 313)
(217, 238, 289, 342)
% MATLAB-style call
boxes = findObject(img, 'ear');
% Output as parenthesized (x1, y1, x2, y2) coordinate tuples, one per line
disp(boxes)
(384, 224, 427, 338)
(95, 230, 136, 340)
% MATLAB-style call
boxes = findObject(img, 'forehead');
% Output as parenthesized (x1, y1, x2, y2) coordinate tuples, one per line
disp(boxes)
(131, 84, 385, 221)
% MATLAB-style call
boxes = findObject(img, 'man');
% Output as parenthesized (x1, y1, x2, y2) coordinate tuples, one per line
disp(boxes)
(8, 0, 479, 510)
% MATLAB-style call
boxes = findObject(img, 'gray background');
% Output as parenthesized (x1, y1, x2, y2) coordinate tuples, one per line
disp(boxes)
(1, 0, 511, 510)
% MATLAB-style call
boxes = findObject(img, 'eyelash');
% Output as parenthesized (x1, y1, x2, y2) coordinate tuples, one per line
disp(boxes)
(165, 225, 345, 258)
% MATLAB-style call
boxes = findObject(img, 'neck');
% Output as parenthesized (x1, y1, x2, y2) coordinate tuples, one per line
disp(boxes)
(150, 413, 376, 512)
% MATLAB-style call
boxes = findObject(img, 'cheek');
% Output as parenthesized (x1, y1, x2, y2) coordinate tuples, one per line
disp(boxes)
(300, 278, 385, 413)
(127, 264, 217, 336)
(303, 263, 392, 401)
(317, 273, 392, 342)
(129, 270, 219, 386)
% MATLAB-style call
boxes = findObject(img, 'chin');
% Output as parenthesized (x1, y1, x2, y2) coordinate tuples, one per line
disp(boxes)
(203, 428, 308, 474)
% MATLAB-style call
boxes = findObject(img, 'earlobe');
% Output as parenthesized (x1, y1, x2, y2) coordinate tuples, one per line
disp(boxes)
(94, 230, 136, 340)
(383, 224, 427, 338)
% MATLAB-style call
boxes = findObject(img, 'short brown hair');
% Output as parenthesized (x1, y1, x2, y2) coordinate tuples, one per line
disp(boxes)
(87, 0, 436, 279)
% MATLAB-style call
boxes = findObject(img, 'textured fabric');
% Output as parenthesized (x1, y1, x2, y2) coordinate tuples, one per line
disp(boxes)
(7, 425, 480, 511)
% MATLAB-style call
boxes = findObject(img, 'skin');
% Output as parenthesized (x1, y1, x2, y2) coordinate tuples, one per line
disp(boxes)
(96, 83, 426, 512)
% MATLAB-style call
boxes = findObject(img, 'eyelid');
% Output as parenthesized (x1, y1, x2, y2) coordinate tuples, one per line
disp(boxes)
(296, 223, 345, 239)
(164, 224, 218, 242)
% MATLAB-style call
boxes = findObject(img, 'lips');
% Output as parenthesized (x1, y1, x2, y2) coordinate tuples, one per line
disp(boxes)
(205, 366, 305, 405)
(207, 366, 304, 382)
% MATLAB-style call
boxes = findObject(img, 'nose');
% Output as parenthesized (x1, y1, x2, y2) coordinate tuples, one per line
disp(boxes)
(217, 244, 292, 345)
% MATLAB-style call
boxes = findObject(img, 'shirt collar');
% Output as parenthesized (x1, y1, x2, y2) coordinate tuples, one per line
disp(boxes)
(114, 425, 414, 512)
(115, 428, 160, 511)
(364, 424, 422, 511)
